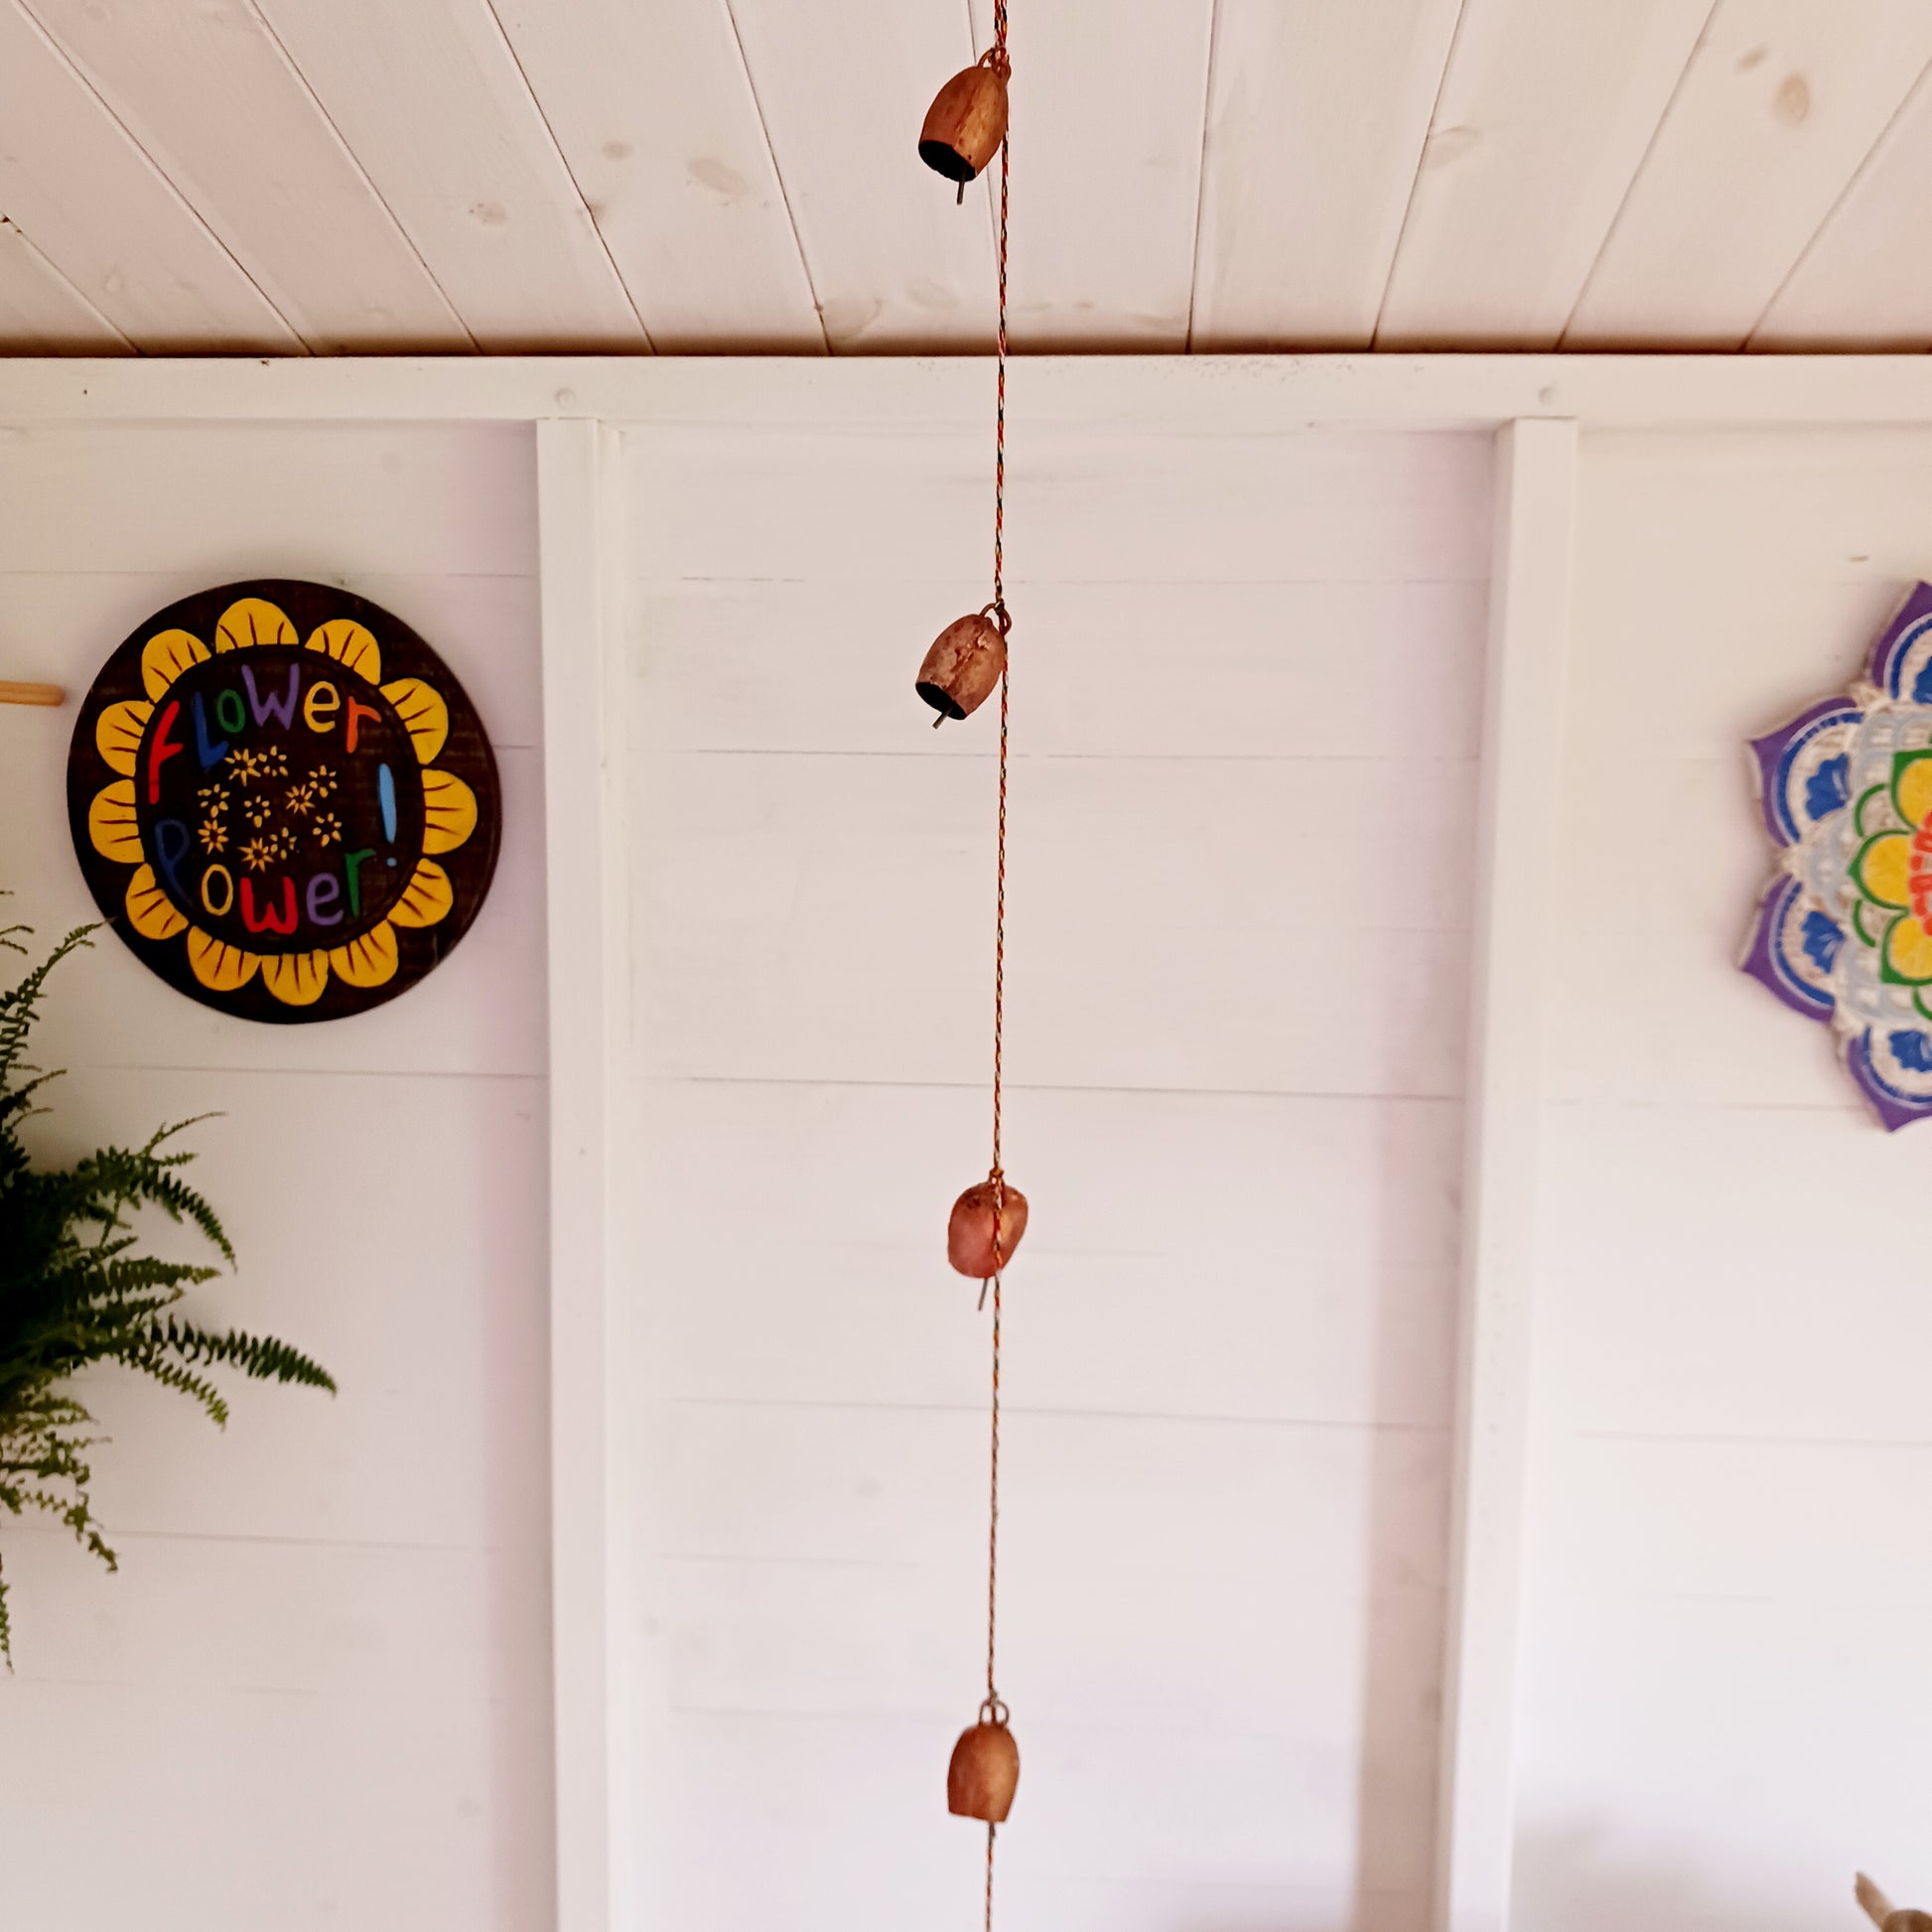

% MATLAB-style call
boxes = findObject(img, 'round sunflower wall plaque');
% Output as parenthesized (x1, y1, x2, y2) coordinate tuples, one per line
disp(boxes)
(67, 580, 499, 1024)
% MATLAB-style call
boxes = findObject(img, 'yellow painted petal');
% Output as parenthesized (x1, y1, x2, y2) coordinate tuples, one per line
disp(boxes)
(186, 930, 260, 993)
(262, 951, 330, 1007)
(124, 864, 187, 941)
(88, 779, 143, 865)
(95, 699, 154, 776)
(1897, 751, 1932, 830)
(306, 619, 381, 685)
(421, 768, 477, 854)
(1885, 914, 1932, 986)
(142, 628, 208, 699)
(329, 921, 398, 988)
(389, 857, 454, 928)
(213, 598, 297, 652)
(380, 677, 449, 765)
(1855, 832, 1913, 910)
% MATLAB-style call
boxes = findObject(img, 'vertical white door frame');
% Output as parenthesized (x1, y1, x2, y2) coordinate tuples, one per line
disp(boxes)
(539, 417, 636, 1932)
(1432, 417, 1580, 1932)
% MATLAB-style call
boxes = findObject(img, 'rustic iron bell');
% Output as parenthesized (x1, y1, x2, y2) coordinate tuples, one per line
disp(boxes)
(919, 51, 1010, 187)
(917, 607, 1007, 725)
(948, 1175, 1028, 1278)
(947, 1701, 1020, 1822)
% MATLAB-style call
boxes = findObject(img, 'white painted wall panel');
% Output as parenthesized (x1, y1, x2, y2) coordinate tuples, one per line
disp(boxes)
(637, 1082, 1459, 1423)
(634, 750, 1472, 1097)
(617, 415, 1489, 1928)
(0, 422, 551, 1932)
(1516, 428, 1932, 1928)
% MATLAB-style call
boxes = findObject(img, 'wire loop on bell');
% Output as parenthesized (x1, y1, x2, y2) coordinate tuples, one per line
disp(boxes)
(979, 1695, 1010, 1726)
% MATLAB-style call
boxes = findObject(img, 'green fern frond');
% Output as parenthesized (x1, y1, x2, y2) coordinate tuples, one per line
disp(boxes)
(157, 1320, 338, 1394)
(0, 916, 332, 1666)
(125, 1353, 229, 1429)
(0, 925, 93, 1092)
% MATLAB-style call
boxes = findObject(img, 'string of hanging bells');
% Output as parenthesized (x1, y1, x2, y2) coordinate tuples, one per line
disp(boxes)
(914, 8, 1027, 1929)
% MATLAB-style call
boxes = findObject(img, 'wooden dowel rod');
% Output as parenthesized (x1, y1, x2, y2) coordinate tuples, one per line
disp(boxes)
(0, 680, 64, 707)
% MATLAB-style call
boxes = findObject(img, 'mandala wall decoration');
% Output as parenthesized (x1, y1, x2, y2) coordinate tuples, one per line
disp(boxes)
(67, 580, 499, 1024)
(1742, 581, 1932, 1128)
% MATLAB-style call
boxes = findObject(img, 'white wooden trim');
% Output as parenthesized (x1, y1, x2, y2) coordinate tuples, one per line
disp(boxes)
(538, 417, 633, 1932)
(1432, 417, 1579, 1932)
(8, 350, 1932, 430)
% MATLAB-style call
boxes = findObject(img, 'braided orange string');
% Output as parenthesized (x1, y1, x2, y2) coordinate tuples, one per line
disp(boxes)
(984, 7, 1010, 1925)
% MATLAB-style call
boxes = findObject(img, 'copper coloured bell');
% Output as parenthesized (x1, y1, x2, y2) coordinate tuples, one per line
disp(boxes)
(917, 606, 1008, 725)
(919, 50, 1010, 187)
(947, 1175, 1028, 1278)
(947, 1700, 1020, 1822)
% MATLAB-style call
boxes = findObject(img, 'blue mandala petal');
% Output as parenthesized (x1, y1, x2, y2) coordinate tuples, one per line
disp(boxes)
(1847, 1027, 1932, 1132)
(1803, 755, 1850, 821)
(1748, 700, 1863, 845)
(1890, 1029, 1932, 1073)
(1740, 875, 1835, 1021)
(1800, 908, 1844, 975)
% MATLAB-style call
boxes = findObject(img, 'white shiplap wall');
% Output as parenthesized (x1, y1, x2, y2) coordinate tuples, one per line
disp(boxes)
(1516, 429, 1932, 1928)
(615, 414, 1492, 1929)
(10, 359, 1932, 1932)
(0, 421, 552, 1932)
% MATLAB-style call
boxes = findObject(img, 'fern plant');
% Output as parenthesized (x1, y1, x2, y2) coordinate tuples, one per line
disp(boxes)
(0, 915, 335, 1663)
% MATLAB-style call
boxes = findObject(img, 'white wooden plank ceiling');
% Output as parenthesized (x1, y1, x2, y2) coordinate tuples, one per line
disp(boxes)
(2, 0, 1930, 356)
